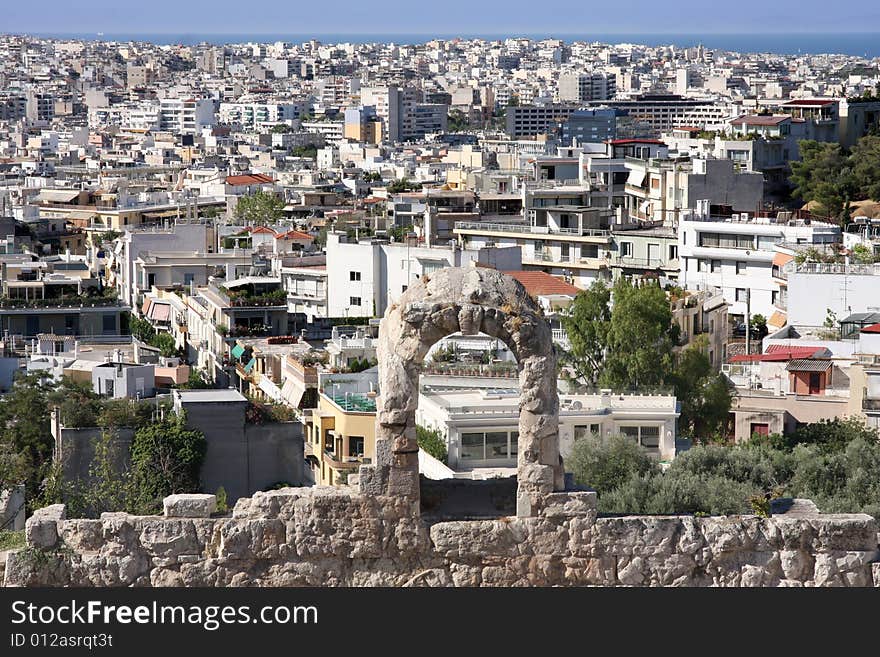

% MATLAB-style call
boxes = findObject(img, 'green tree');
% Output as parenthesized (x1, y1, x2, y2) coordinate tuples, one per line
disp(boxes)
(672, 341, 733, 440)
(387, 178, 421, 194)
(447, 108, 468, 132)
(567, 434, 659, 493)
(416, 425, 448, 464)
(560, 280, 611, 384)
(129, 315, 155, 342)
(600, 278, 679, 390)
(781, 416, 878, 454)
(180, 368, 213, 389)
(235, 190, 285, 226)
(790, 140, 853, 218)
(849, 134, 880, 201)
(851, 243, 875, 264)
(150, 332, 177, 358)
(127, 412, 206, 514)
(0, 372, 55, 500)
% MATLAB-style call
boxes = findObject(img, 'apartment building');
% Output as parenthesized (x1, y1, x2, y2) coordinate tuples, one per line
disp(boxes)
(218, 100, 305, 131)
(417, 383, 680, 469)
(506, 104, 578, 139)
(623, 156, 764, 223)
(159, 97, 216, 134)
(679, 211, 840, 321)
(557, 72, 616, 103)
(325, 232, 522, 319)
(588, 94, 729, 136)
(301, 370, 378, 486)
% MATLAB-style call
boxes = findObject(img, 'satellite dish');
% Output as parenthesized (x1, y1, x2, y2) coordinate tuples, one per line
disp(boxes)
(569, 400, 583, 410)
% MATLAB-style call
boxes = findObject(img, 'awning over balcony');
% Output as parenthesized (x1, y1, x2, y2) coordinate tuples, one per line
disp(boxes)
(627, 169, 646, 187)
(148, 302, 170, 322)
(230, 344, 245, 359)
(243, 357, 256, 373)
(281, 377, 305, 408)
(768, 310, 787, 329)
(772, 252, 794, 267)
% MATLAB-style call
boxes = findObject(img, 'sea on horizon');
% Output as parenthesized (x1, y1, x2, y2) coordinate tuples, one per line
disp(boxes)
(12, 31, 880, 58)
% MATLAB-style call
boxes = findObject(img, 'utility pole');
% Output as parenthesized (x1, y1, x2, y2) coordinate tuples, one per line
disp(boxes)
(745, 287, 751, 360)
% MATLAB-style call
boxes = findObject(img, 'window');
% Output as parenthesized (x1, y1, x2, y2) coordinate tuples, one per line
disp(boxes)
(184, 272, 195, 286)
(711, 260, 721, 273)
(735, 288, 747, 302)
(349, 296, 362, 306)
(669, 245, 678, 260)
(349, 436, 364, 457)
(349, 271, 361, 281)
(619, 425, 661, 453)
(102, 313, 115, 333)
(574, 425, 601, 440)
(736, 261, 746, 275)
(460, 430, 518, 461)
(620, 241, 633, 257)
(560, 243, 570, 260)
(750, 423, 770, 437)
(580, 244, 598, 259)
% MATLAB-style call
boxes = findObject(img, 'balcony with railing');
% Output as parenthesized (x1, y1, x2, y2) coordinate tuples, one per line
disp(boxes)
(612, 256, 665, 269)
(454, 221, 610, 239)
(862, 397, 880, 412)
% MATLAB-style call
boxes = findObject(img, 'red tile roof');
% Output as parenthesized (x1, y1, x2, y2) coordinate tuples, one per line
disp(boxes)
(729, 346, 823, 363)
(503, 271, 580, 297)
(249, 226, 276, 234)
(226, 173, 275, 186)
(276, 230, 313, 241)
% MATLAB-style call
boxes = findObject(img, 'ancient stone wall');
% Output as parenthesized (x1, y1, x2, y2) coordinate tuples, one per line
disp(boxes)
(5, 488, 879, 587)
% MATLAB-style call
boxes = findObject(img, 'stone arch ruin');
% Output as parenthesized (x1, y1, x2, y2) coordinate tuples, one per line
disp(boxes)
(358, 266, 565, 516)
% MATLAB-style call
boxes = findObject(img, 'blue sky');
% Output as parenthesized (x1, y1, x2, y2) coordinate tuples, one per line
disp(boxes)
(3, 0, 878, 35)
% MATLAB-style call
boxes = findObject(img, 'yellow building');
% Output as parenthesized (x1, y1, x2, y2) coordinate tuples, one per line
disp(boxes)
(302, 386, 376, 486)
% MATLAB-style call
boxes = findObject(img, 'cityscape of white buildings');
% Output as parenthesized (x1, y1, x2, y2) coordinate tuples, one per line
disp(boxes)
(0, 32, 879, 487)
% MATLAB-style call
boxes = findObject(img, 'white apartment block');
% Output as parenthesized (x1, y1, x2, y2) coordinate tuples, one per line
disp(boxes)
(218, 101, 305, 131)
(557, 71, 616, 103)
(325, 232, 522, 319)
(159, 98, 216, 134)
(417, 382, 679, 470)
(679, 211, 840, 321)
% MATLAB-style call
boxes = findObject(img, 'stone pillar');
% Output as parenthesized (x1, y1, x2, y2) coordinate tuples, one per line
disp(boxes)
(358, 267, 564, 518)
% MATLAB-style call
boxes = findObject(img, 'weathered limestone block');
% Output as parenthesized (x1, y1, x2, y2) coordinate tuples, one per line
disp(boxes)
(163, 493, 216, 518)
(779, 548, 814, 580)
(59, 519, 104, 554)
(25, 504, 66, 549)
(430, 519, 528, 559)
(808, 514, 878, 551)
(538, 491, 597, 519)
(139, 519, 201, 559)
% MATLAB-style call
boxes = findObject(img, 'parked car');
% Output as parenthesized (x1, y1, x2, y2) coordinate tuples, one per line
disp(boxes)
(733, 322, 767, 339)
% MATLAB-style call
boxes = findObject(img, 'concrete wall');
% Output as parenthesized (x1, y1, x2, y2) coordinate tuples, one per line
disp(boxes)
(55, 426, 135, 484)
(787, 271, 880, 327)
(52, 417, 303, 505)
(178, 399, 303, 502)
(731, 392, 850, 442)
(7, 488, 879, 587)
